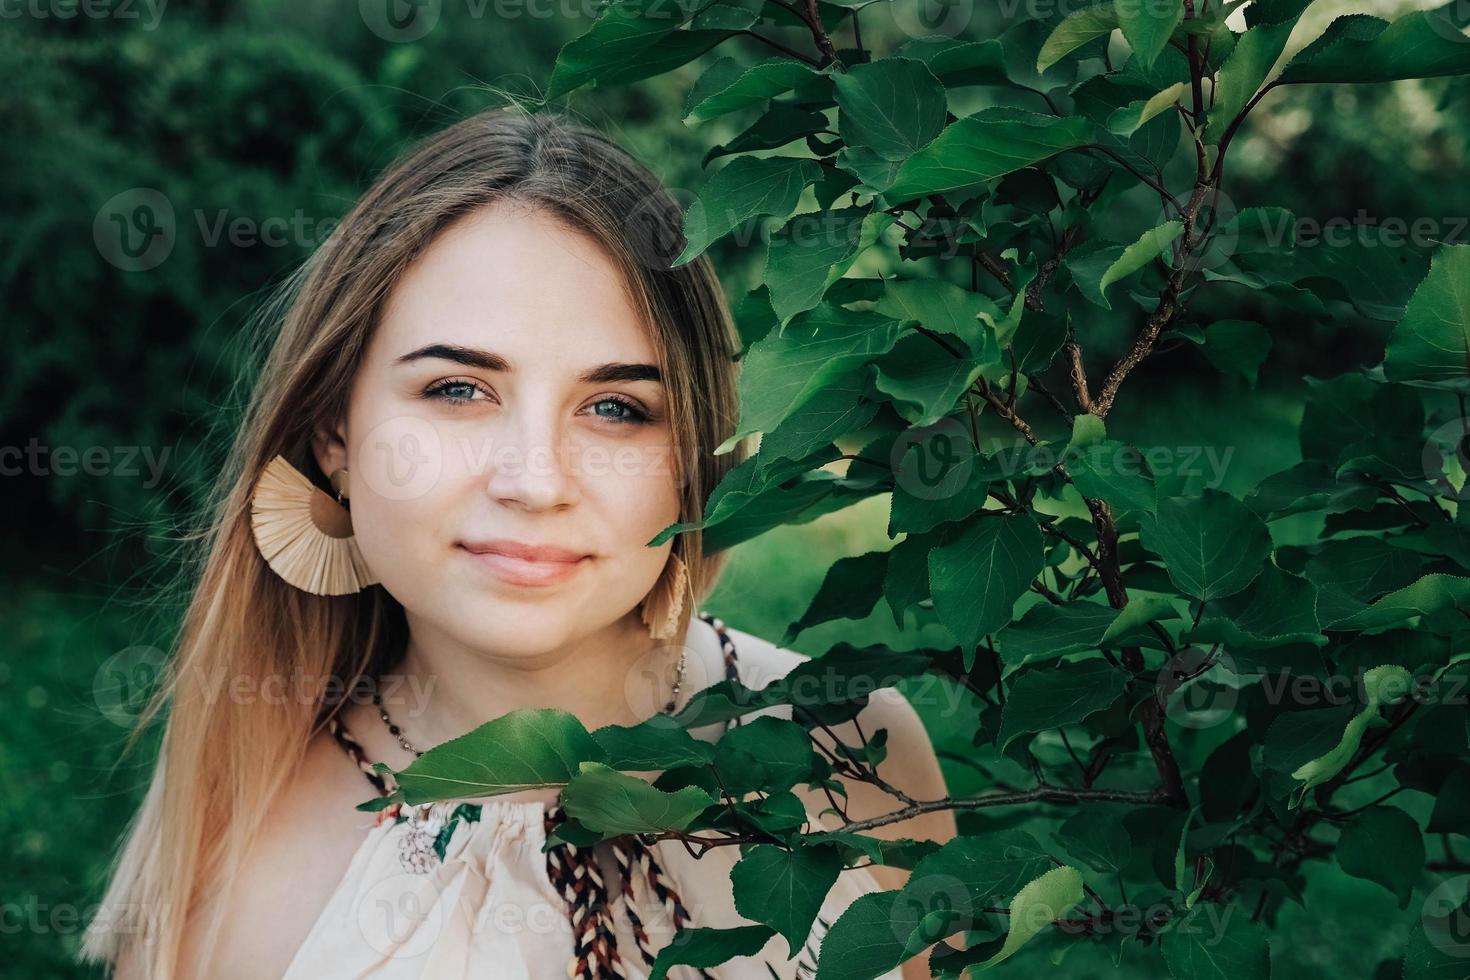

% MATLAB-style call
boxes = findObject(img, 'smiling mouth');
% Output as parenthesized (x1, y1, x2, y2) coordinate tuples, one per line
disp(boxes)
(457, 545, 591, 587)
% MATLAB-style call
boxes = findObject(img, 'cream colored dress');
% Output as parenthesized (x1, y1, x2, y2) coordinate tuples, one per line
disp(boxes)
(282, 614, 904, 980)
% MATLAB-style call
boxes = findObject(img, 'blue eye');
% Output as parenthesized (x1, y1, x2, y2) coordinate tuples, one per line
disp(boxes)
(590, 396, 651, 425)
(424, 379, 487, 406)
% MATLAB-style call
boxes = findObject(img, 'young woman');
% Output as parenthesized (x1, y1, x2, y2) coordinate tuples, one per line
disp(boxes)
(84, 105, 953, 980)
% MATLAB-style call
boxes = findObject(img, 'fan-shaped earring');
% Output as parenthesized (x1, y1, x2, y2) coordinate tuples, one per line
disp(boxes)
(641, 551, 690, 640)
(249, 454, 378, 596)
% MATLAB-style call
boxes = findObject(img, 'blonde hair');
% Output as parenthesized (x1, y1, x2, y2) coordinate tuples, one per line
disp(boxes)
(81, 102, 747, 978)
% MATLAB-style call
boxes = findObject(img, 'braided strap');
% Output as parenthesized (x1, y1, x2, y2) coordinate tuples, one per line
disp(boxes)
(547, 806, 717, 980)
(545, 804, 628, 979)
(608, 836, 715, 980)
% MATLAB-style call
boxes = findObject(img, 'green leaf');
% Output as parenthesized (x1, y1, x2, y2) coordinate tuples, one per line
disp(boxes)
(591, 719, 716, 770)
(547, 0, 703, 99)
(875, 277, 1005, 362)
(1117, 0, 1185, 68)
(1139, 489, 1273, 601)
(1102, 595, 1181, 644)
(1289, 665, 1414, 803)
(1107, 81, 1187, 135)
(1038, 4, 1120, 73)
(929, 514, 1044, 659)
(684, 56, 818, 124)
(1206, 1, 1307, 142)
(561, 761, 714, 834)
(1382, 244, 1470, 391)
(1069, 412, 1107, 451)
(1160, 903, 1270, 979)
(1068, 440, 1158, 514)
(871, 334, 995, 428)
(1279, 8, 1470, 84)
(676, 155, 824, 266)
(716, 306, 905, 451)
(834, 58, 949, 162)
(716, 716, 816, 792)
(815, 891, 931, 980)
(784, 550, 888, 643)
(882, 109, 1096, 202)
(387, 708, 602, 804)
(994, 601, 1120, 672)
(894, 36, 1011, 87)
(1057, 809, 1133, 873)
(765, 207, 895, 324)
(1334, 574, 1470, 631)
(1244, 461, 1378, 520)
(998, 658, 1130, 750)
(731, 844, 844, 957)
(1188, 561, 1323, 649)
(1096, 220, 1184, 301)
(649, 924, 775, 980)
(973, 865, 1085, 969)
(1337, 806, 1425, 909)
(1182, 319, 1272, 386)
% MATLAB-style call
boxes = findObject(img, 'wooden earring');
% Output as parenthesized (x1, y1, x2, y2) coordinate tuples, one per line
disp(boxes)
(249, 453, 378, 596)
(641, 552, 690, 641)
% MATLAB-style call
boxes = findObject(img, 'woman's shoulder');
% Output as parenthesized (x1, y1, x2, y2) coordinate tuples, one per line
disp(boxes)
(177, 724, 383, 980)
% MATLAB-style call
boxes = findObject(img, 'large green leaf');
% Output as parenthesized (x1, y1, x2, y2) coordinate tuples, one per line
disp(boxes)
(1139, 489, 1273, 601)
(684, 56, 819, 124)
(1205, 0, 1315, 141)
(1289, 664, 1414, 803)
(547, 0, 717, 98)
(784, 550, 888, 643)
(1382, 244, 1470, 391)
(765, 207, 895, 324)
(676, 155, 824, 266)
(1337, 805, 1425, 908)
(929, 514, 1044, 660)
(834, 58, 949, 163)
(1037, 4, 1120, 73)
(1188, 561, 1323, 648)
(715, 305, 905, 451)
(1279, 8, 1470, 84)
(378, 708, 601, 805)
(561, 761, 714, 834)
(881, 109, 1095, 202)
(1117, 0, 1184, 69)
(731, 843, 844, 957)
(874, 277, 1005, 362)
(971, 865, 1085, 970)
(649, 925, 775, 980)
(997, 658, 1130, 750)
(1160, 903, 1271, 979)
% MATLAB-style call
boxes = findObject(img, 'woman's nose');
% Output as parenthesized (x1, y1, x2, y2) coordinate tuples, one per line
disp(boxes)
(481, 406, 582, 511)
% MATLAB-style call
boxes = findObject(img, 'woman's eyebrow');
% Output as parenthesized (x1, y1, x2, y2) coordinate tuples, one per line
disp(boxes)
(395, 343, 662, 385)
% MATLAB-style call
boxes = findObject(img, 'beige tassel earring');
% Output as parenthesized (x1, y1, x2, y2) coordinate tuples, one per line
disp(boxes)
(249, 453, 378, 596)
(641, 551, 690, 640)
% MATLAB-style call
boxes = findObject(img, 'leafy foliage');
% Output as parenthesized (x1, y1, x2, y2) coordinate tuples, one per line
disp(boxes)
(368, 0, 1470, 976)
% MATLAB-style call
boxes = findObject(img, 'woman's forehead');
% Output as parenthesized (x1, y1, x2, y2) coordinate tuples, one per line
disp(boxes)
(376, 203, 657, 368)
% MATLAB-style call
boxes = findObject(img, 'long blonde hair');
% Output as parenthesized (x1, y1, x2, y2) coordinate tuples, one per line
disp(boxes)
(81, 102, 747, 978)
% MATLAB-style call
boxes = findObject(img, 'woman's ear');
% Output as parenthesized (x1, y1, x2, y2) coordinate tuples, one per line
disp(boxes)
(310, 419, 349, 483)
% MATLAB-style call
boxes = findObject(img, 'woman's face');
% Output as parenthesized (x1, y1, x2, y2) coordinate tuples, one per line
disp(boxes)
(320, 200, 681, 659)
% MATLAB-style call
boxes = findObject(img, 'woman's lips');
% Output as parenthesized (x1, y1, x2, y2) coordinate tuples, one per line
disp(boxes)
(458, 546, 590, 587)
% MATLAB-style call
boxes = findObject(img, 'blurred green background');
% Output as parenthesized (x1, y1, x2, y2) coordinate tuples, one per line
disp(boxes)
(3, 0, 1466, 975)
